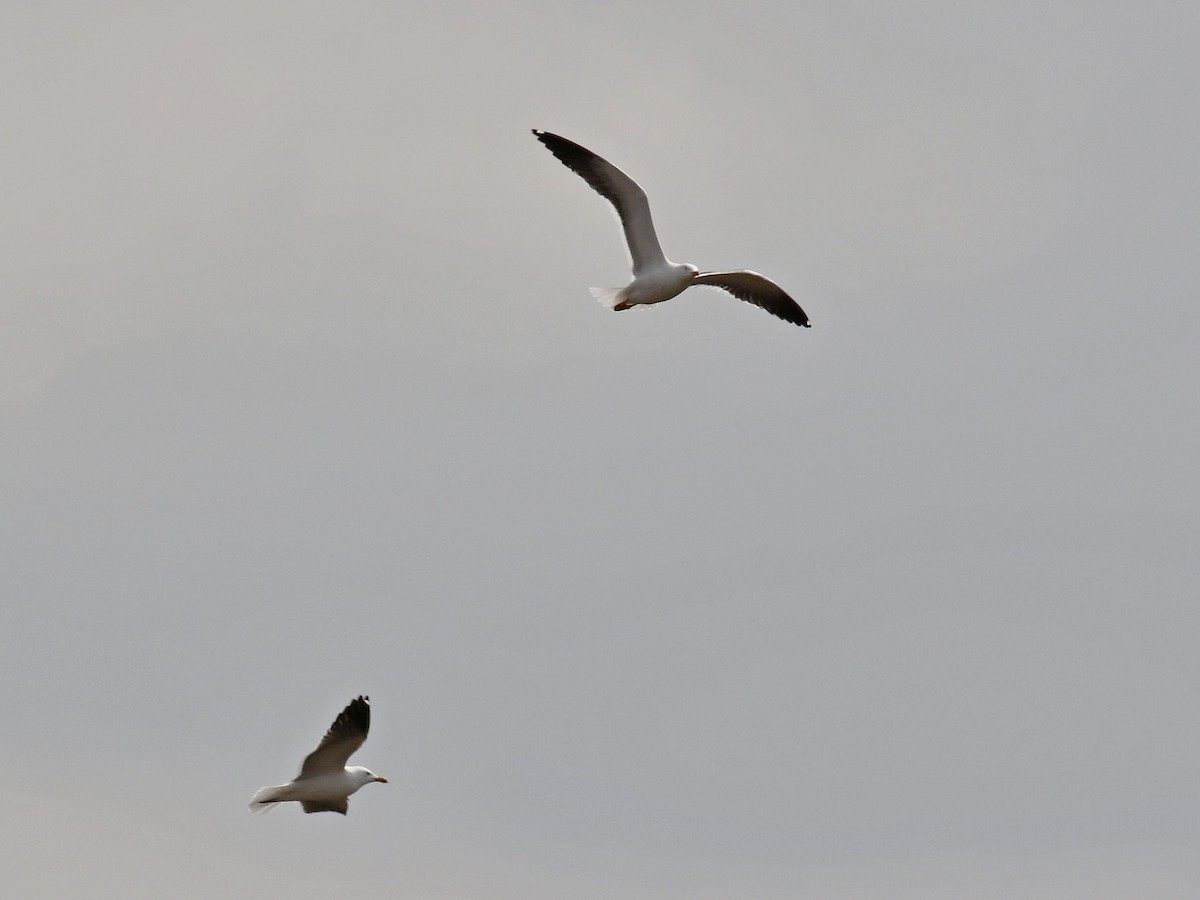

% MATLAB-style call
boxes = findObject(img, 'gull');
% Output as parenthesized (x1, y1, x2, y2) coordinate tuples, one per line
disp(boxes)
(533, 130, 810, 328)
(249, 695, 387, 815)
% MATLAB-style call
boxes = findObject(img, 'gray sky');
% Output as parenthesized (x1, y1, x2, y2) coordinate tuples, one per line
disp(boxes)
(3, 1, 1198, 897)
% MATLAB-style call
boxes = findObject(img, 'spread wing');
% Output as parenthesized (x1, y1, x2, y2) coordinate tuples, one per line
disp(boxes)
(298, 695, 370, 779)
(533, 130, 667, 274)
(692, 270, 811, 328)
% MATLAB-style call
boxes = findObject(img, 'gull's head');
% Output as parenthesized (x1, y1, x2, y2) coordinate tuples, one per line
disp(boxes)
(348, 766, 388, 786)
(681, 263, 699, 279)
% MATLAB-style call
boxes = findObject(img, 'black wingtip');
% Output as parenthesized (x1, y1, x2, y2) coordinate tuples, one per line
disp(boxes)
(533, 130, 565, 152)
(335, 696, 371, 734)
(532, 130, 580, 154)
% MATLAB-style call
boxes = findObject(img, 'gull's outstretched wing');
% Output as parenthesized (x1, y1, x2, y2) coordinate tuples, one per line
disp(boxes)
(692, 270, 811, 328)
(298, 696, 370, 779)
(534, 130, 667, 274)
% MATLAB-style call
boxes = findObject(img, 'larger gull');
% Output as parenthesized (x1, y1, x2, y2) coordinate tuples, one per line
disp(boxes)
(533, 130, 810, 328)
(249, 695, 387, 815)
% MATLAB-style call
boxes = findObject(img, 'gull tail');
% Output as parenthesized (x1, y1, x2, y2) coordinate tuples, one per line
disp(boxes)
(589, 287, 631, 311)
(248, 784, 288, 813)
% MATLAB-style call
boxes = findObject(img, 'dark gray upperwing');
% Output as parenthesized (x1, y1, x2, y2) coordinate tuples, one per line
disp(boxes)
(298, 695, 370, 779)
(533, 130, 667, 274)
(692, 270, 810, 328)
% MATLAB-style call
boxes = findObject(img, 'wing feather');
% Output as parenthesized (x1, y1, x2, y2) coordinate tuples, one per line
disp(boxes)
(533, 130, 667, 274)
(692, 270, 810, 327)
(298, 695, 370, 779)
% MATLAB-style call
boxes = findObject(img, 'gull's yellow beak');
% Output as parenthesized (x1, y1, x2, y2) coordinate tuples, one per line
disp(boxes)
(374, 775, 389, 783)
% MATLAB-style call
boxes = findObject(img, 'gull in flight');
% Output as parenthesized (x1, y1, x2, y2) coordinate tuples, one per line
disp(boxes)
(249, 695, 387, 815)
(533, 130, 810, 328)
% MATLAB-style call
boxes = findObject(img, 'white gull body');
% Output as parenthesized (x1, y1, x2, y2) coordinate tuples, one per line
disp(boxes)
(533, 130, 810, 328)
(249, 695, 387, 816)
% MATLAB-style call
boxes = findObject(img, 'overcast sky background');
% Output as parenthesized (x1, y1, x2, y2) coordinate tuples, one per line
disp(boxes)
(3, 1, 1198, 897)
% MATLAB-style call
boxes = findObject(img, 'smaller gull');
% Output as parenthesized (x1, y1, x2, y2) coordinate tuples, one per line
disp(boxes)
(249, 695, 387, 815)
(533, 130, 810, 328)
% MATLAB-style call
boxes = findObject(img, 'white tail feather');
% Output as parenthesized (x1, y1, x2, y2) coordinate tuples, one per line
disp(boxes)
(589, 286, 628, 310)
(248, 785, 287, 813)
